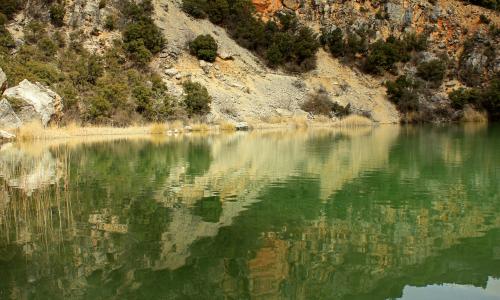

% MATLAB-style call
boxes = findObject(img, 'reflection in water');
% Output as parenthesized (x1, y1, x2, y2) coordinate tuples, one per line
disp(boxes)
(0, 125, 499, 299)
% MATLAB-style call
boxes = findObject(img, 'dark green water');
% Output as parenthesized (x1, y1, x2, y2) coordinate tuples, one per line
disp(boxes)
(0, 125, 500, 300)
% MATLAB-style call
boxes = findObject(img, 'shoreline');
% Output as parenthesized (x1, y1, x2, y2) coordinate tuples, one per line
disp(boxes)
(1, 115, 378, 142)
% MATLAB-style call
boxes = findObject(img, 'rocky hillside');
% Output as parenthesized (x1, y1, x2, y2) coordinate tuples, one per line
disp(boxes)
(253, 0, 500, 121)
(0, 0, 499, 129)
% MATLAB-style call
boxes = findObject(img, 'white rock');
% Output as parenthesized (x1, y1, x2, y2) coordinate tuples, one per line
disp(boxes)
(0, 99, 22, 129)
(235, 122, 249, 131)
(3, 80, 63, 126)
(0, 130, 15, 140)
(199, 60, 212, 74)
(165, 68, 179, 77)
(218, 51, 234, 60)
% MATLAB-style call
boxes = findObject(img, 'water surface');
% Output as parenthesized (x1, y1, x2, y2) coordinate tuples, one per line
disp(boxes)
(0, 125, 499, 299)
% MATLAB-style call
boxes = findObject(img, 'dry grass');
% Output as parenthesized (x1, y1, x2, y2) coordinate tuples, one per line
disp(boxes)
(219, 121, 236, 131)
(290, 116, 309, 129)
(11, 114, 374, 142)
(462, 106, 488, 123)
(190, 123, 210, 132)
(16, 121, 153, 141)
(336, 115, 373, 127)
(150, 123, 167, 135)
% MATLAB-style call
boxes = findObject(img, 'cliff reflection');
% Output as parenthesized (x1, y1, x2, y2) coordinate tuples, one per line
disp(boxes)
(0, 125, 499, 300)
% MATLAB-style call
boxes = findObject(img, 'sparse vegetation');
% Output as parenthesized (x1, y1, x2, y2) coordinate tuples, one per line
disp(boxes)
(301, 92, 350, 117)
(182, 0, 320, 72)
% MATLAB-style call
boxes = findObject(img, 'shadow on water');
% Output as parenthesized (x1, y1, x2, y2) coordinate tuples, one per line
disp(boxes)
(0, 124, 499, 299)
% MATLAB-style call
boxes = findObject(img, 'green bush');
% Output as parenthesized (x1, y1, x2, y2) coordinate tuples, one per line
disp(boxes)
(468, 0, 499, 10)
(123, 21, 164, 54)
(104, 15, 116, 31)
(364, 39, 401, 74)
(183, 81, 212, 116)
(37, 37, 58, 58)
(99, 0, 107, 9)
(386, 75, 420, 112)
(450, 76, 499, 119)
(50, 4, 65, 27)
(0, 26, 15, 53)
(121, 0, 165, 65)
(320, 27, 344, 57)
(479, 14, 491, 24)
(416, 59, 446, 86)
(449, 88, 481, 109)
(206, 0, 229, 24)
(0, 0, 22, 20)
(182, 0, 208, 18)
(189, 34, 218, 62)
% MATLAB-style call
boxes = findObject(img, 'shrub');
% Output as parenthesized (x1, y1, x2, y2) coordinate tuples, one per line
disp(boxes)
(124, 40, 152, 67)
(416, 59, 446, 86)
(50, 4, 65, 27)
(479, 14, 491, 24)
(469, 0, 499, 10)
(449, 88, 481, 109)
(189, 34, 218, 62)
(37, 37, 58, 58)
(0, 0, 22, 20)
(99, 0, 107, 9)
(386, 75, 420, 112)
(182, 0, 208, 18)
(183, 81, 211, 116)
(24, 21, 47, 45)
(104, 15, 116, 31)
(364, 39, 401, 74)
(401, 32, 428, 52)
(0, 26, 15, 52)
(206, 0, 229, 24)
(320, 27, 344, 57)
(301, 92, 350, 117)
(121, 0, 165, 65)
(123, 21, 164, 55)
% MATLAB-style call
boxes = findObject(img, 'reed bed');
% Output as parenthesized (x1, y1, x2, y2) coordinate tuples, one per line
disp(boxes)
(462, 106, 488, 123)
(0, 148, 73, 253)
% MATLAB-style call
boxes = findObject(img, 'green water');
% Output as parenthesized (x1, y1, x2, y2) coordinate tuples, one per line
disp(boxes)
(0, 125, 500, 300)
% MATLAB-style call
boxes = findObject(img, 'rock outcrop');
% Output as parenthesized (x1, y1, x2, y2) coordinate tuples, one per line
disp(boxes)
(252, 0, 283, 15)
(0, 99, 22, 129)
(3, 80, 63, 126)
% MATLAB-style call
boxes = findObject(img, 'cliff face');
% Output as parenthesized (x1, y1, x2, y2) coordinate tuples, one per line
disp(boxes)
(251, 0, 499, 121)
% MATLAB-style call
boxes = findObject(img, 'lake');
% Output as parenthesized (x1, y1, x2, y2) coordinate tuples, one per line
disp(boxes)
(0, 124, 499, 300)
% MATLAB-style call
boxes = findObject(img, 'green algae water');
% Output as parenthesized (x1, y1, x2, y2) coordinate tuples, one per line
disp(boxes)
(0, 124, 500, 300)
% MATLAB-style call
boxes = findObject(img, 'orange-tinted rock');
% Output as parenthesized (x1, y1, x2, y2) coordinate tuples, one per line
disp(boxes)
(252, 0, 283, 15)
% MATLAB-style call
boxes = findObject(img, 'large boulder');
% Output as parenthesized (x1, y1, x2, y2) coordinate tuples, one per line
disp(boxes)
(3, 80, 63, 126)
(0, 67, 6, 94)
(0, 99, 22, 129)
